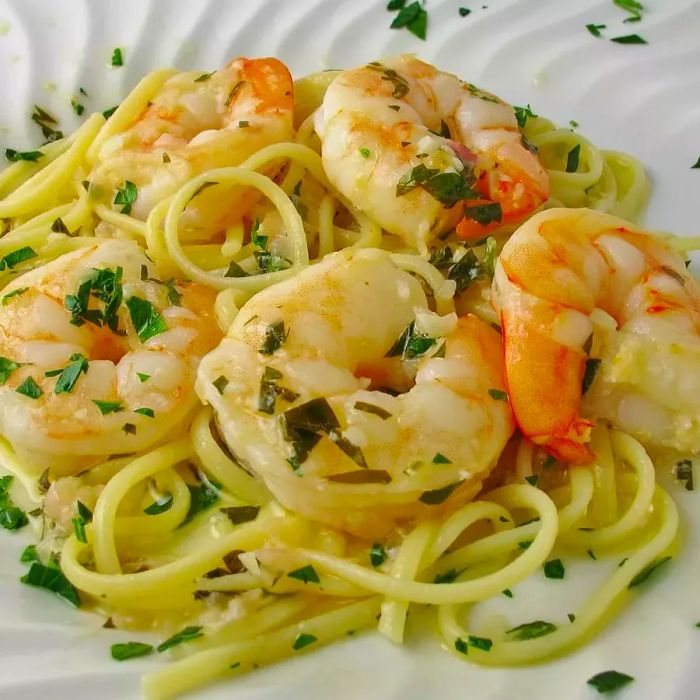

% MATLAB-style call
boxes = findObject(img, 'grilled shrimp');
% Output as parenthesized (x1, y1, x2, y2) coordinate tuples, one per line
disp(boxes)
(314, 54, 548, 251)
(492, 207, 700, 463)
(91, 57, 294, 232)
(0, 239, 220, 469)
(197, 248, 514, 537)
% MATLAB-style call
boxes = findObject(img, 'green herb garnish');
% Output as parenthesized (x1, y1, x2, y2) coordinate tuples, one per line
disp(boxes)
(611, 33, 647, 44)
(143, 494, 173, 515)
(513, 104, 536, 128)
(354, 401, 392, 419)
(16, 376, 43, 399)
(111, 48, 124, 66)
(292, 633, 318, 650)
(219, 505, 260, 525)
(21, 560, 80, 606)
(111, 642, 154, 661)
(586, 23, 606, 38)
(5, 149, 43, 163)
(212, 375, 229, 395)
(507, 620, 557, 640)
(582, 358, 601, 394)
(31, 105, 63, 143)
(370, 543, 388, 568)
(396, 163, 476, 207)
(183, 481, 219, 524)
(566, 144, 581, 172)
(386, 321, 436, 360)
(135, 407, 155, 418)
(389, 1, 427, 40)
(126, 296, 168, 342)
(288, 564, 320, 584)
(54, 353, 89, 394)
(114, 180, 138, 215)
(628, 556, 671, 588)
(587, 670, 634, 694)
(676, 459, 694, 491)
(544, 558, 565, 579)
(1, 288, 28, 305)
(488, 388, 508, 401)
(0, 246, 37, 271)
(259, 321, 288, 355)
(0, 475, 27, 530)
(157, 626, 203, 653)
(463, 202, 502, 226)
(419, 481, 461, 505)
(92, 400, 124, 415)
(459, 7, 471, 17)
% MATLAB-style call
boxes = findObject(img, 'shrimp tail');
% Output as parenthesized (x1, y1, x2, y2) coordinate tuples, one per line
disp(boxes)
(501, 309, 595, 464)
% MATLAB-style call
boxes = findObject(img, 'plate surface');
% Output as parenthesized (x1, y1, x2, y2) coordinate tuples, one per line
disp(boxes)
(0, 0, 699, 698)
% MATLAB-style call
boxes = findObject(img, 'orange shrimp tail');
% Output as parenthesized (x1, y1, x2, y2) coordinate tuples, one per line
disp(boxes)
(237, 57, 294, 114)
(501, 309, 595, 465)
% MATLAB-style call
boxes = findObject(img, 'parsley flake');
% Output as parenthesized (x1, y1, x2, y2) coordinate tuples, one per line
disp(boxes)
(16, 376, 43, 399)
(114, 181, 138, 215)
(292, 633, 318, 650)
(5, 149, 43, 163)
(544, 558, 565, 579)
(0, 246, 37, 271)
(111, 642, 154, 661)
(566, 144, 581, 172)
(111, 47, 124, 67)
(628, 556, 671, 588)
(157, 626, 203, 653)
(21, 560, 80, 606)
(93, 400, 124, 415)
(586, 23, 606, 38)
(587, 670, 634, 694)
(288, 564, 320, 584)
(54, 353, 89, 394)
(370, 543, 388, 568)
(611, 33, 647, 44)
(126, 296, 168, 342)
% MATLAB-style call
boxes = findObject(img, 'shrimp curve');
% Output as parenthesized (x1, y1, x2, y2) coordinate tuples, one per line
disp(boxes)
(315, 54, 548, 251)
(197, 248, 514, 538)
(492, 207, 700, 463)
(0, 239, 220, 469)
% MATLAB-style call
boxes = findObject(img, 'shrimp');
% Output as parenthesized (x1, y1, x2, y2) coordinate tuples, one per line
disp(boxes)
(314, 54, 548, 251)
(492, 207, 700, 464)
(197, 248, 514, 537)
(90, 57, 294, 232)
(0, 239, 220, 471)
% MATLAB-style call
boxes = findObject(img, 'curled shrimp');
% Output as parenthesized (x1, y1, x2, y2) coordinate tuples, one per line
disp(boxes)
(0, 239, 220, 470)
(197, 248, 514, 537)
(314, 54, 548, 251)
(90, 57, 294, 231)
(492, 207, 700, 463)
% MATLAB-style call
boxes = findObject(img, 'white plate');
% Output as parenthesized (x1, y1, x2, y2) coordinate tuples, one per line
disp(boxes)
(0, 0, 699, 698)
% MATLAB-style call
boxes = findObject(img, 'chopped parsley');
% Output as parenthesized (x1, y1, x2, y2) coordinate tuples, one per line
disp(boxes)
(20, 544, 38, 563)
(225, 260, 248, 278)
(5, 149, 43, 163)
(611, 33, 647, 44)
(507, 620, 557, 640)
(225, 81, 245, 107)
(691, 156, 700, 169)
(434, 569, 459, 584)
(54, 353, 89, 394)
(513, 104, 537, 128)
(358, 147, 371, 159)
(143, 494, 173, 515)
(71, 500, 92, 543)
(614, 0, 643, 21)
(135, 407, 155, 418)
(16, 376, 43, 399)
(1, 288, 28, 305)
(92, 400, 124, 415)
(111, 47, 124, 67)
(463, 202, 502, 226)
(31, 105, 63, 143)
(51, 217, 70, 234)
(354, 401, 392, 419)
(102, 106, 118, 119)
(194, 71, 215, 82)
(259, 321, 288, 355)
(292, 633, 318, 650)
(0, 356, 23, 384)
(122, 423, 136, 435)
(455, 637, 469, 655)
(182, 480, 220, 525)
(488, 388, 508, 401)
(126, 296, 168, 342)
(386, 321, 436, 360)
(432, 453, 452, 464)
(566, 144, 581, 172)
(111, 642, 154, 661)
(586, 23, 606, 38)
(628, 556, 671, 588)
(525, 475, 539, 487)
(21, 560, 80, 606)
(675, 459, 694, 491)
(219, 505, 260, 525)
(419, 481, 461, 505)
(238, 120, 249, 128)
(543, 558, 565, 579)
(388, 1, 427, 40)
(114, 181, 138, 215)
(288, 564, 320, 584)
(0, 475, 27, 530)
(370, 543, 388, 568)
(157, 626, 203, 653)
(0, 246, 37, 271)
(137, 372, 150, 383)
(282, 398, 366, 468)
(396, 163, 476, 208)
(367, 63, 410, 98)
(212, 376, 229, 395)
(459, 7, 471, 17)
(582, 358, 602, 394)
(258, 366, 298, 414)
(502, 588, 514, 598)
(71, 98, 84, 116)
(468, 636, 493, 651)
(587, 670, 634, 694)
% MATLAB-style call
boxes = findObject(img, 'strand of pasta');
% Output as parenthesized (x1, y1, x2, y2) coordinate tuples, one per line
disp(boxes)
(0, 136, 72, 198)
(437, 485, 677, 665)
(163, 167, 308, 291)
(0, 113, 104, 219)
(390, 253, 457, 314)
(141, 597, 382, 700)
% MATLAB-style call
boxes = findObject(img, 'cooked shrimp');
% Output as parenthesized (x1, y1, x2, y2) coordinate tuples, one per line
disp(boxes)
(0, 239, 220, 469)
(197, 248, 514, 537)
(492, 207, 700, 463)
(314, 54, 548, 251)
(91, 57, 294, 231)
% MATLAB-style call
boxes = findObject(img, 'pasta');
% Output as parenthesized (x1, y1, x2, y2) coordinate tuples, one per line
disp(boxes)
(0, 53, 692, 700)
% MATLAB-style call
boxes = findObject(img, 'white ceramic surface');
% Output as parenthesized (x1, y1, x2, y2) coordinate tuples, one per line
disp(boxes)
(0, 0, 699, 698)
